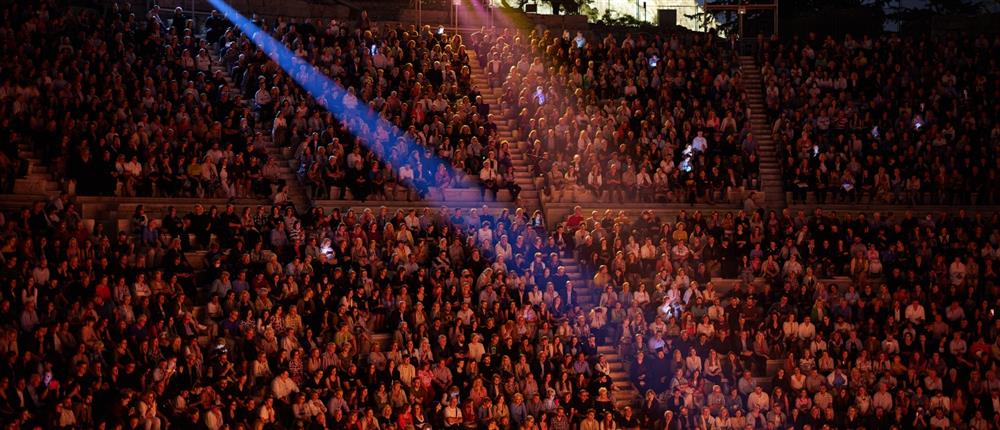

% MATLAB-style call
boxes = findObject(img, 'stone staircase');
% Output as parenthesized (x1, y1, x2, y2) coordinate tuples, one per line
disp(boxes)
(208, 46, 310, 211)
(555, 256, 642, 409)
(739, 55, 784, 209)
(467, 50, 542, 217)
(264, 143, 310, 210)
(468, 49, 621, 404)
(328, 243, 641, 406)
(12, 143, 61, 197)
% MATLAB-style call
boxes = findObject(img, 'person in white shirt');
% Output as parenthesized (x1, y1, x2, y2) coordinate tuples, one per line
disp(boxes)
(457, 302, 475, 326)
(636, 167, 652, 198)
(398, 163, 414, 184)
(494, 235, 513, 263)
(685, 347, 703, 374)
(480, 152, 500, 199)
(813, 385, 833, 412)
(403, 210, 421, 231)
(948, 332, 967, 356)
(124, 156, 142, 178)
(258, 398, 277, 427)
(797, 316, 817, 340)
(747, 386, 771, 412)
(271, 370, 299, 401)
(905, 300, 927, 325)
(30, 259, 50, 285)
(396, 357, 416, 387)
(204, 404, 224, 430)
(467, 334, 486, 362)
(487, 53, 503, 85)
(56, 399, 77, 428)
(443, 396, 462, 428)
(527, 285, 544, 307)
(970, 410, 990, 430)
(949, 256, 967, 286)
(254, 80, 272, 109)
(782, 254, 803, 277)
(138, 392, 161, 430)
(691, 130, 708, 153)
(785, 369, 805, 393)
(292, 392, 326, 425)
(783, 314, 800, 340)
(872, 383, 893, 411)
(882, 334, 900, 354)
(944, 301, 966, 322)
(707, 300, 726, 322)
(476, 222, 494, 248)
(195, 48, 213, 72)
(928, 391, 951, 412)
(133, 273, 152, 299)
(639, 239, 658, 260)
(326, 390, 350, 419)
(342, 87, 358, 110)
(928, 408, 950, 429)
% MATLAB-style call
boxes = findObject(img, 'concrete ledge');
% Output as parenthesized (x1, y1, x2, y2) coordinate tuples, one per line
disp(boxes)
(542, 202, 741, 230)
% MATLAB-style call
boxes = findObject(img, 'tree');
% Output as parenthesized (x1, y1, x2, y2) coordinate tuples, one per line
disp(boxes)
(540, 0, 588, 15)
(888, 0, 990, 31)
(924, 0, 986, 14)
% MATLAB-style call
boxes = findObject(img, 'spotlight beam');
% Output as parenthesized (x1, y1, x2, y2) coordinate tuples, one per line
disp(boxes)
(207, 0, 476, 197)
(206, 1, 557, 274)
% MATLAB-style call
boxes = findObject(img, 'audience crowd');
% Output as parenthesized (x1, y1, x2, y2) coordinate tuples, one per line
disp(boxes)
(469, 28, 760, 204)
(0, 2, 999, 430)
(562, 204, 1000, 429)
(1, 0, 515, 203)
(760, 32, 1000, 205)
(1, 1, 292, 199)
(215, 11, 520, 202)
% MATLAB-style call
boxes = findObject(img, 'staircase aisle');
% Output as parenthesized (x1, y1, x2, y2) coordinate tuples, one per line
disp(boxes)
(12, 144, 61, 197)
(467, 45, 644, 410)
(558, 257, 642, 409)
(739, 55, 785, 209)
(209, 47, 310, 211)
(466, 50, 542, 217)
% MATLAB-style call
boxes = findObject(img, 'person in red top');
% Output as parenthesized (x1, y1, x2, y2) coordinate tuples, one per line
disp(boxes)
(969, 336, 991, 358)
(396, 404, 414, 429)
(92, 275, 112, 301)
(565, 206, 584, 229)
(462, 398, 478, 429)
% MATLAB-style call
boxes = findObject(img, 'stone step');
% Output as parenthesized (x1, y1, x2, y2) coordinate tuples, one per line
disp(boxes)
(27, 162, 48, 176)
(13, 179, 57, 195)
(766, 359, 783, 376)
(615, 389, 640, 398)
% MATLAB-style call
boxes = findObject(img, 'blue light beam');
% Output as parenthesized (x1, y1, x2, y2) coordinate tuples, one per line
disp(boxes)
(207, 0, 477, 197)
